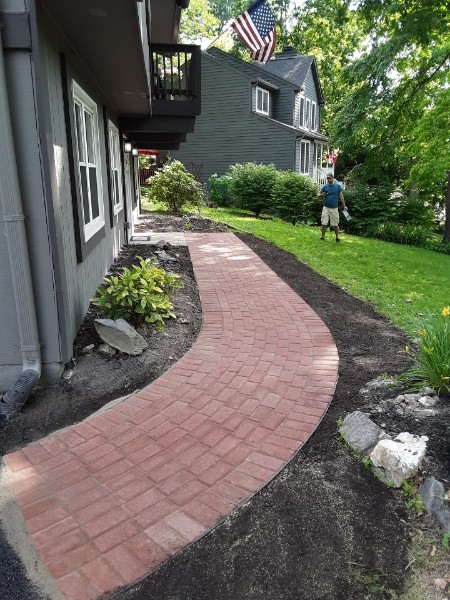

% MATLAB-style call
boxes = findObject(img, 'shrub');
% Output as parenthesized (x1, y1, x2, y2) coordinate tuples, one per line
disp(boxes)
(369, 222, 432, 246)
(342, 185, 397, 235)
(399, 307, 450, 393)
(91, 257, 183, 331)
(272, 171, 318, 225)
(207, 173, 233, 206)
(230, 162, 278, 217)
(148, 160, 204, 213)
(393, 195, 435, 229)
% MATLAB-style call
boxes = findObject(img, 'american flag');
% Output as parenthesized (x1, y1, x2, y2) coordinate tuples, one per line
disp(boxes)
(231, 0, 277, 64)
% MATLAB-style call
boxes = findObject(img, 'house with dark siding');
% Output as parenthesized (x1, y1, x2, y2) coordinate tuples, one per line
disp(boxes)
(0, 0, 200, 404)
(172, 46, 331, 185)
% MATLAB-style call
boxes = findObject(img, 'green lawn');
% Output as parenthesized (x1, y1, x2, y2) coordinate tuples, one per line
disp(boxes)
(201, 207, 450, 337)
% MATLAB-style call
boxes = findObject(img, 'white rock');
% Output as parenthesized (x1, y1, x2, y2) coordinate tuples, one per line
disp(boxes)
(370, 432, 428, 487)
(95, 319, 148, 356)
(82, 344, 95, 354)
(418, 395, 437, 407)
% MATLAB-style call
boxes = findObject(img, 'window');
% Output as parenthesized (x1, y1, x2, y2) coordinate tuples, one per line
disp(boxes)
(299, 96, 305, 127)
(311, 101, 316, 131)
(300, 140, 310, 174)
(305, 99, 311, 129)
(108, 121, 123, 215)
(72, 82, 104, 241)
(255, 86, 269, 115)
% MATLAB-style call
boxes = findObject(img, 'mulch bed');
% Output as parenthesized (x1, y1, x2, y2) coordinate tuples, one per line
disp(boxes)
(2, 213, 448, 599)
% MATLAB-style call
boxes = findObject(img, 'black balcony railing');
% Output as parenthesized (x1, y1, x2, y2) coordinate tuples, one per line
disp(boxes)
(151, 44, 201, 117)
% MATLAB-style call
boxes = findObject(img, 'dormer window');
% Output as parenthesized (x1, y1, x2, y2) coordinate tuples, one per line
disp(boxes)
(256, 86, 270, 115)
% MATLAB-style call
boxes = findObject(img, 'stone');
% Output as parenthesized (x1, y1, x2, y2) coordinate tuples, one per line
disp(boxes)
(418, 395, 438, 407)
(403, 393, 421, 405)
(94, 319, 148, 356)
(82, 344, 95, 354)
(419, 478, 450, 533)
(156, 239, 170, 248)
(156, 250, 176, 262)
(413, 408, 436, 418)
(418, 387, 437, 397)
(98, 343, 117, 357)
(370, 432, 428, 487)
(339, 411, 391, 454)
(360, 377, 398, 394)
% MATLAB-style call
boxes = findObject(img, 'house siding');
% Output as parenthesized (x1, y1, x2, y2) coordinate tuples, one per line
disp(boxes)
(42, 13, 125, 346)
(172, 52, 297, 182)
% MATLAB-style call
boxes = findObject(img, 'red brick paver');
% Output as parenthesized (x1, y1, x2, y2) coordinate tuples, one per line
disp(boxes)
(5, 233, 338, 599)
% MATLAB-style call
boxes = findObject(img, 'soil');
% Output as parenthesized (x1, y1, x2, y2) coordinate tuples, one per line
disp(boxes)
(1, 213, 449, 599)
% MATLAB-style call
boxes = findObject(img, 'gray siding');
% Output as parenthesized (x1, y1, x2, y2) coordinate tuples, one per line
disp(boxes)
(41, 13, 125, 346)
(172, 52, 298, 182)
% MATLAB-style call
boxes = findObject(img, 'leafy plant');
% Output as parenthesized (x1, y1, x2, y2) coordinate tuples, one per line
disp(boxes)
(207, 173, 234, 207)
(229, 162, 278, 217)
(148, 160, 204, 213)
(399, 307, 450, 393)
(442, 533, 450, 550)
(272, 170, 318, 225)
(91, 257, 183, 331)
(369, 222, 432, 246)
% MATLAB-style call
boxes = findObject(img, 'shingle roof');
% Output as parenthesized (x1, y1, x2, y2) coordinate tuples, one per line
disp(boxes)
(256, 47, 314, 89)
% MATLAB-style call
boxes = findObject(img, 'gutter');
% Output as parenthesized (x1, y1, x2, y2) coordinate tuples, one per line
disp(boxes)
(0, 27, 41, 416)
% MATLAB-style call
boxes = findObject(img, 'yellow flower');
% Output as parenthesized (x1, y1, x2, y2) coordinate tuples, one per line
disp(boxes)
(405, 345, 410, 353)
(441, 306, 450, 317)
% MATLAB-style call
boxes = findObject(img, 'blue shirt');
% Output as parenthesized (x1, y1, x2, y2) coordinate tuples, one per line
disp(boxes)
(320, 182, 342, 208)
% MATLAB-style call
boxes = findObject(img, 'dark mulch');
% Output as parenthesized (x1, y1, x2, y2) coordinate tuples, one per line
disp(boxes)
(1, 213, 447, 599)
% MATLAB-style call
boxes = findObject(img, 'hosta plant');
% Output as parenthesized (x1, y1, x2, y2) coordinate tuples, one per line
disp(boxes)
(399, 307, 450, 393)
(91, 257, 183, 331)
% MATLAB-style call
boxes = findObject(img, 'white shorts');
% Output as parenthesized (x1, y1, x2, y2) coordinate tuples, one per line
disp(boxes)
(321, 207, 339, 227)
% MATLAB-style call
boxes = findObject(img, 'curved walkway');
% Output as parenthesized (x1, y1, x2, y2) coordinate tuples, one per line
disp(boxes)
(4, 233, 338, 600)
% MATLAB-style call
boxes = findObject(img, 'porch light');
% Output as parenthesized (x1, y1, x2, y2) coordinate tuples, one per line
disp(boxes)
(132, 149, 138, 156)
(124, 142, 132, 153)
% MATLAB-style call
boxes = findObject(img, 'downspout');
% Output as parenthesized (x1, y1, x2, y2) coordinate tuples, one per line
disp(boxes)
(0, 28, 41, 417)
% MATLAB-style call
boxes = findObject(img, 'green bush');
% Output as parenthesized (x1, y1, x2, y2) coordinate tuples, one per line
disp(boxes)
(393, 195, 435, 228)
(399, 307, 450, 393)
(272, 171, 318, 225)
(91, 257, 183, 331)
(207, 173, 233, 206)
(369, 222, 432, 246)
(230, 162, 278, 217)
(342, 185, 397, 235)
(148, 160, 204, 213)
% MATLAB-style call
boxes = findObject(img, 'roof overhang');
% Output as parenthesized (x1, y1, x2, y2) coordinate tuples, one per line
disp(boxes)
(41, 1, 189, 115)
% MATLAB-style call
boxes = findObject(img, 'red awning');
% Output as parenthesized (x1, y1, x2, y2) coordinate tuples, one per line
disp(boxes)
(138, 149, 161, 155)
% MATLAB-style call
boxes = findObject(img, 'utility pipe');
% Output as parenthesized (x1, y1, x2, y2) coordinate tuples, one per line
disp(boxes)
(0, 29, 41, 416)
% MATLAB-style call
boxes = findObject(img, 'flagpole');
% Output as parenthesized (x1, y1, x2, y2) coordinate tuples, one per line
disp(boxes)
(201, 21, 233, 51)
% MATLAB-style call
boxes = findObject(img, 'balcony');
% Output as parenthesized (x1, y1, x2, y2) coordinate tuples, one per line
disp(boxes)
(151, 44, 201, 117)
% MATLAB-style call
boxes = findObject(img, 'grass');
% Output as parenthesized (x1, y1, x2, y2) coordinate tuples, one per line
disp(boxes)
(200, 207, 450, 337)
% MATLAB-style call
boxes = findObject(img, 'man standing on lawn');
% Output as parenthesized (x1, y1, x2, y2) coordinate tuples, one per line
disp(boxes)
(318, 173, 347, 242)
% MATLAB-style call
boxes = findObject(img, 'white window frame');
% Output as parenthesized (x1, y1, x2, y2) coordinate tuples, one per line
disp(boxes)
(311, 101, 317, 131)
(299, 95, 305, 128)
(72, 81, 104, 241)
(255, 86, 270, 115)
(108, 120, 123, 215)
(305, 98, 311, 129)
(300, 140, 310, 174)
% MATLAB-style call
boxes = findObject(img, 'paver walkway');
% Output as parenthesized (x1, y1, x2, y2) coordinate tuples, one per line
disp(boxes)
(5, 233, 338, 600)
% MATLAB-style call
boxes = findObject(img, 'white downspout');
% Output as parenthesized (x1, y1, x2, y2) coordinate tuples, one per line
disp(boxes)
(0, 29, 41, 417)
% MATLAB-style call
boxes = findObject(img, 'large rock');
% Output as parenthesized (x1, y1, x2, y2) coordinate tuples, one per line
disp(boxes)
(370, 432, 428, 487)
(95, 319, 147, 356)
(339, 411, 391, 454)
(419, 477, 450, 533)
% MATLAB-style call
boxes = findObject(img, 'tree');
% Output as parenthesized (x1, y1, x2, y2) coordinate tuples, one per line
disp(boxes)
(179, 0, 220, 44)
(407, 87, 450, 242)
(331, 0, 450, 185)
